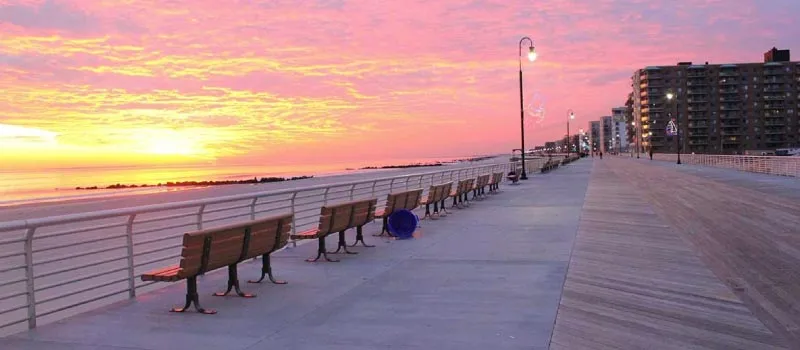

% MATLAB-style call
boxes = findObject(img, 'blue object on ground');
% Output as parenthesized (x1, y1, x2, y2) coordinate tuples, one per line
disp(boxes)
(387, 209, 418, 239)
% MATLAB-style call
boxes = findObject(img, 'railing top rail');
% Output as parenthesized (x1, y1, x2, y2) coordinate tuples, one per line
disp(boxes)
(0, 162, 508, 231)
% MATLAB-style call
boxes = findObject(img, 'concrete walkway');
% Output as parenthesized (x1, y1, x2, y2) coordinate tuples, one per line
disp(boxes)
(1, 161, 592, 350)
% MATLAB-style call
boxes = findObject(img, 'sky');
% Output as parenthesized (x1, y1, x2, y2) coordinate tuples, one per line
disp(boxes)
(1, 0, 798, 169)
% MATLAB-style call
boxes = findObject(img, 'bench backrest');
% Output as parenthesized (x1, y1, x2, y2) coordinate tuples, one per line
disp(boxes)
(477, 174, 490, 187)
(177, 214, 293, 278)
(491, 172, 503, 184)
(441, 182, 453, 200)
(455, 179, 472, 195)
(385, 189, 424, 213)
(436, 182, 453, 202)
(317, 198, 378, 234)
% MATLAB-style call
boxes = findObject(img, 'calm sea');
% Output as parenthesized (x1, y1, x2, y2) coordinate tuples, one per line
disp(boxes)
(0, 156, 473, 206)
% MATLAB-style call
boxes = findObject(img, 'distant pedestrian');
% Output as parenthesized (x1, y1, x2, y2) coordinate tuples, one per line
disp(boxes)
(599, 151, 603, 159)
(649, 148, 653, 160)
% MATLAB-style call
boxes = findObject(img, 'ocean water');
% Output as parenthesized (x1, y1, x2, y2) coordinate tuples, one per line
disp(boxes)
(0, 156, 475, 206)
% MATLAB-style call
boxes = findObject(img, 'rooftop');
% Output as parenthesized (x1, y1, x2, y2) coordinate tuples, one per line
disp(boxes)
(1, 158, 799, 349)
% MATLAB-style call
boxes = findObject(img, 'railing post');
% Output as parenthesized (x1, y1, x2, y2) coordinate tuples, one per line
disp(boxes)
(389, 178, 396, 193)
(125, 214, 136, 298)
(290, 192, 298, 248)
(349, 184, 356, 200)
(24, 227, 36, 329)
(370, 181, 377, 198)
(418, 175, 423, 189)
(250, 197, 258, 220)
(323, 188, 331, 206)
(196, 204, 206, 230)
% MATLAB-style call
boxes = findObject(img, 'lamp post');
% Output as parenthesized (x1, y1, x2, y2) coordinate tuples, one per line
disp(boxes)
(667, 92, 681, 164)
(632, 121, 638, 158)
(566, 109, 575, 157)
(518, 36, 537, 180)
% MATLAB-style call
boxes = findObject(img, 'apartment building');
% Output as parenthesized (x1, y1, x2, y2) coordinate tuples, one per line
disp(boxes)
(589, 121, 601, 152)
(631, 47, 800, 154)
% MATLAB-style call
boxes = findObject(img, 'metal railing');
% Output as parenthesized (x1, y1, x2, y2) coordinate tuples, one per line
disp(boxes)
(642, 153, 799, 177)
(0, 158, 547, 336)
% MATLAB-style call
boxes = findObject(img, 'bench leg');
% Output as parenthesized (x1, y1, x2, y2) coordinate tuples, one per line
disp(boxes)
(420, 204, 431, 221)
(306, 237, 339, 262)
(373, 217, 391, 236)
(331, 230, 358, 254)
(430, 202, 441, 219)
(213, 264, 255, 298)
(351, 226, 375, 248)
(440, 200, 449, 214)
(249, 254, 287, 284)
(171, 276, 216, 314)
(436, 200, 447, 217)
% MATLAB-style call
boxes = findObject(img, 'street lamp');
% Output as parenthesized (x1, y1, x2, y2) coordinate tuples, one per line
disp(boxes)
(666, 92, 681, 164)
(518, 36, 536, 180)
(631, 121, 638, 158)
(566, 109, 575, 157)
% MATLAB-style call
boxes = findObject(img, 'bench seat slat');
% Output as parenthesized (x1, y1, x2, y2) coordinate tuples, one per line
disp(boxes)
(142, 265, 183, 282)
(291, 228, 321, 240)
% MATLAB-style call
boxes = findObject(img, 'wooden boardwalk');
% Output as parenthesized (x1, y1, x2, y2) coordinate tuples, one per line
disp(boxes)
(550, 159, 790, 349)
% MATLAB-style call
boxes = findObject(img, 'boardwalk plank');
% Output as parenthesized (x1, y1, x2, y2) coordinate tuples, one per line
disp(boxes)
(550, 160, 787, 350)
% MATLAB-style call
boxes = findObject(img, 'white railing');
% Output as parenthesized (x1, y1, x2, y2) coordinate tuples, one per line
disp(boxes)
(641, 153, 799, 177)
(0, 158, 548, 336)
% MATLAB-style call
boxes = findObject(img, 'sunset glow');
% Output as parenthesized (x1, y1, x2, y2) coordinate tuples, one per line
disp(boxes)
(1, 0, 798, 169)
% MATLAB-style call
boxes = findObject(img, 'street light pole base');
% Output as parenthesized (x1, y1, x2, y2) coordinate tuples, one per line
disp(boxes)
(520, 174, 528, 180)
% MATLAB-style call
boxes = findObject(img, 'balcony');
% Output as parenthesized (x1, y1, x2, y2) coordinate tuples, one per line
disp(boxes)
(764, 120, 787, 126)
(764, 69, 787, 76)
(764, 129, 787, 135)
(720, 88, 739, 94)
(719, 79, 740, 86)
(719, 71, 739, 77)
(689, 140, 709, 145)
(764, 104, 786, 109)
(720, 105, 742, 111)
(688, 114, 709, 120)
(689, 132, 709, 137)
(687, 99, 708, 104)
(687, 80, 709, 87)
(688, 106, 709, 112)
(687, 89, 709, 95)
(722, 138, 742, 144)
(763, 95, 786, 100)
(720, 96, 742, 102)
(721, 128, 743, 135)
(688, 123, 709, 128)
(687, 70, 707, 77)
(720, 114, 744, 120)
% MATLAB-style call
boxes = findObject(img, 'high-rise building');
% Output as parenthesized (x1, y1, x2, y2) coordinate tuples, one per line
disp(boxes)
(631, 48, 799, 154)
(600, 116, 613, 153)
(612, 107, 629, 153)
(589, 121, 601, 152)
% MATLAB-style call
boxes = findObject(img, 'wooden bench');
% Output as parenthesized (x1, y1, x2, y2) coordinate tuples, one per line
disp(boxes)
(374, 188, 423, 236)
(450, 178, 475, 208)
(290, 198, 377, 262)
(141, 214, 292, 314)
(470, 174, 491, 200)
(488, 172, 504, 193)
(542, 159, 560, 173)
(419, 182, 453, 219)
(506, 171, 520, 184)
